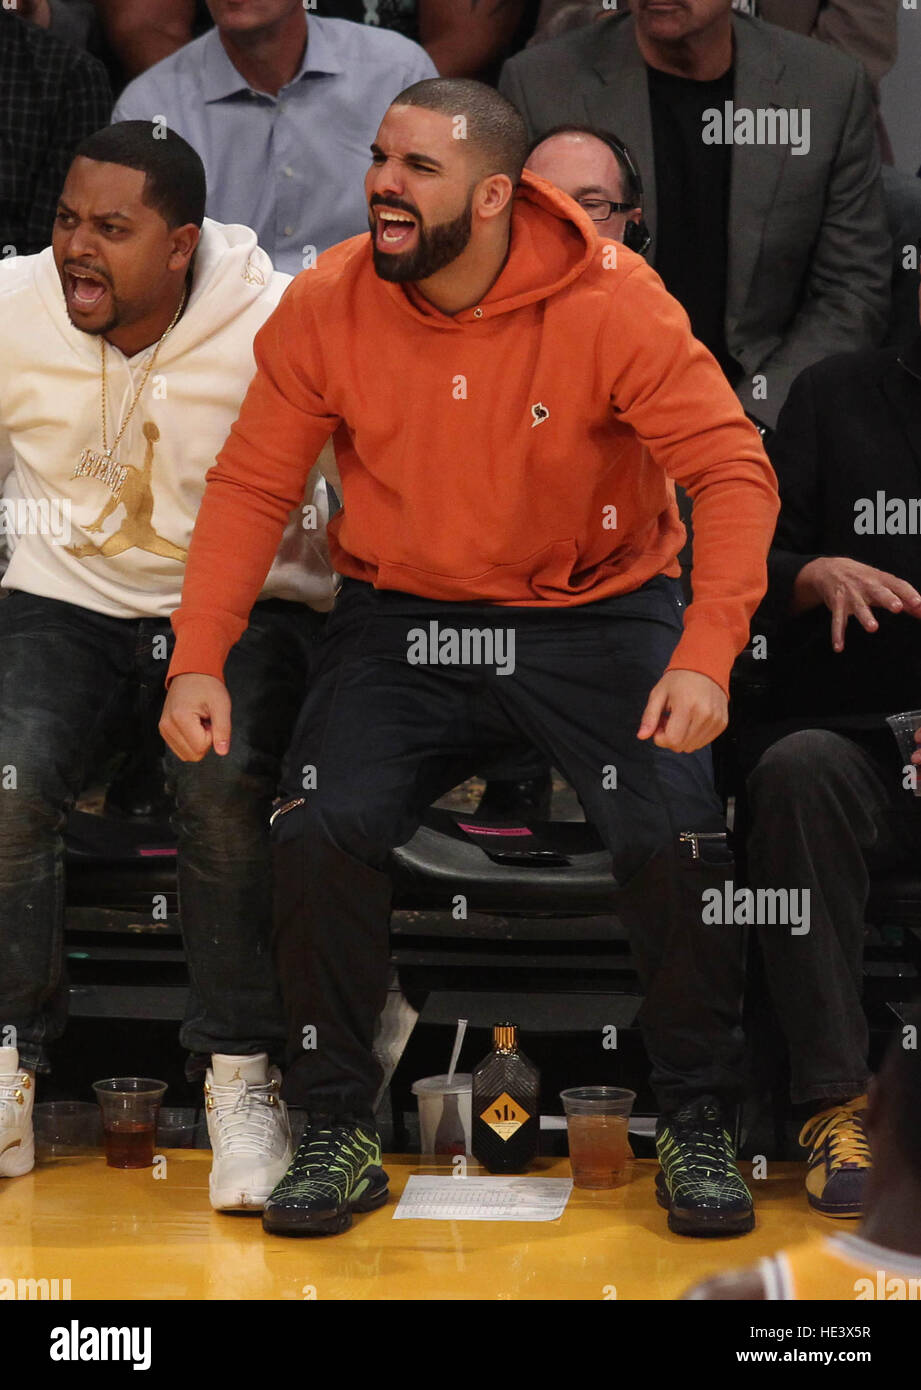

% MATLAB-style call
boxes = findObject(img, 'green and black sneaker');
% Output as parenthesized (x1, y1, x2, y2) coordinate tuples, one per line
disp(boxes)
(655, 1095, 754, 1237)
(262, 1114, 389, 1236)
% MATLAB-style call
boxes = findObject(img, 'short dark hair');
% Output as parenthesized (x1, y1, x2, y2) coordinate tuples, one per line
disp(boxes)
(528, 124, 643, 206)
(392, 78, 529, 186)
(71, 121, 206, 229)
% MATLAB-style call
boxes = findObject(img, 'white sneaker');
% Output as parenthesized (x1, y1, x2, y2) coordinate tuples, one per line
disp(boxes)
(0, 1047, 35, 1177)
(205, 1053, 292, 1210)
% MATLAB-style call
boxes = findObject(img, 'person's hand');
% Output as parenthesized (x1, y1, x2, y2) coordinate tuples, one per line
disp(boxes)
(637, 670, 728, 753)
(913, 726, 921, 769)
(159, 673, 231, 762)
(794, 557, 921, 652)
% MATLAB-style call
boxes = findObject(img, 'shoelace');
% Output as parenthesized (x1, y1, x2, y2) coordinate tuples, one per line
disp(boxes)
(292, 1119, 375, 1175)
(0, 1073, 29, 1120)
(208, 1078, 285, 1156)
(799, 1102, 872, 1169)
(272, 1123, 373, 1202)
(667, 1105, 731, 1176)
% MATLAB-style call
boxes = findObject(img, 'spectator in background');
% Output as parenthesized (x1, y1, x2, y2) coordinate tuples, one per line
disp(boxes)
(500, 2, 890, 431)
(94, 1, 210, 83)
(14, 0, 203, 96)
(526, 125, 649, 250)
(531, 0, 900, 108)
(13, 0, 98, 50)
(738, 273, 921, 1219)
(315, 1, 533, 80)
(0, 8, 112, 256)
(529, 0, 603, 46)
(112, 2, 437, 275)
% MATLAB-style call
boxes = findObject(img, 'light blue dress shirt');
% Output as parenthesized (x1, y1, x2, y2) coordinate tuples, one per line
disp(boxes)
(112, 17, 438, 275)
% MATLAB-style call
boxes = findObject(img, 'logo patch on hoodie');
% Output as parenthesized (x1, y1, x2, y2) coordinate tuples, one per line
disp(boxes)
(531, 402, 550, 428)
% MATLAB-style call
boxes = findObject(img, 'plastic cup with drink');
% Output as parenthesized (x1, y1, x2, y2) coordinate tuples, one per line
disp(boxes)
(561, 1086, 636, 1189)
(92, 1077, 168, 1168)
(886, 710, 921, 797)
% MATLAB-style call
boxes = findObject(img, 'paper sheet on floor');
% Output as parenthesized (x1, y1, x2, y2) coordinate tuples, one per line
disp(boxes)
(393, 1175, 573, 1221)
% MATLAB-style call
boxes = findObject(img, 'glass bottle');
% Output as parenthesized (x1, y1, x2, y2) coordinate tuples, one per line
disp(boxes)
(471, 1023, 540, 1174)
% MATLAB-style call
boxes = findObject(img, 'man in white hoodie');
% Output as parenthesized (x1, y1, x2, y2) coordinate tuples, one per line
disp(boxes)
(0, 122, 336, 1210)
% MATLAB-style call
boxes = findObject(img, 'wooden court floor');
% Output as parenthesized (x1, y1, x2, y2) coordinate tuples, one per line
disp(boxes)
(0, 1153, 836, 1300)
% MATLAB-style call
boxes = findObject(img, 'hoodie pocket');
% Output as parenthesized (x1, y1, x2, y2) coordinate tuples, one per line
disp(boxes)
(375, 538, 581, 603)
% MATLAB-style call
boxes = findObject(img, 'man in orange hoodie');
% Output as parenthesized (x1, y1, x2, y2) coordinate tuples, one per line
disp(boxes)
(161, 78, 779, 1239)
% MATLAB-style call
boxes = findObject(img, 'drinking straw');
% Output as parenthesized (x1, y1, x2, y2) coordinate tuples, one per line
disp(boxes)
(446, 1018, 468, 1085)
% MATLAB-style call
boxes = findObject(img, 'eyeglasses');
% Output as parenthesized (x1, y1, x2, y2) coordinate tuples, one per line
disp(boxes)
(578, 198, 638, 222)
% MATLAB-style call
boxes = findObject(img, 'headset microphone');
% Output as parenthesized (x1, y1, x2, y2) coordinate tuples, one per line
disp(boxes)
(607, 132, 652, 258)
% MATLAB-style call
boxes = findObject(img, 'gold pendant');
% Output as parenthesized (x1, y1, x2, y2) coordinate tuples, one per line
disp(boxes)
(73, 447, 129, 501)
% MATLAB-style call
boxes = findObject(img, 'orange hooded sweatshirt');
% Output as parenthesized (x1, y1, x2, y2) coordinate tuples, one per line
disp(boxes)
(169, 171, 779, 697)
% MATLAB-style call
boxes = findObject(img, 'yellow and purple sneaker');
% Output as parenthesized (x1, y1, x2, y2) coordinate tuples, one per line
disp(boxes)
(799, 1094, 871, 1218)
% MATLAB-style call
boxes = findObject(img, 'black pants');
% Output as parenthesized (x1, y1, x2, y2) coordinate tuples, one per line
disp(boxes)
(272, 577, 742, 1116)
(747, 727, 921, 1105)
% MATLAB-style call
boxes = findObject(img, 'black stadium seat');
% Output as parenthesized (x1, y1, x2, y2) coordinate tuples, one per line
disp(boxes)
(64, 808, 177, 918)
(390, 807, 617, 915)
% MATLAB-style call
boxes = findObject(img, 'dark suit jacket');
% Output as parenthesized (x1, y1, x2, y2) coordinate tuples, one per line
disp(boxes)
(499, 12, 890, 427)
(758, 0, 898, 88)
(757, 337, 921, 732)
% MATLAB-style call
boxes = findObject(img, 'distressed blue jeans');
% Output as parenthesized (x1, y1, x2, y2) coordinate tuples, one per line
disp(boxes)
(0, 588, 322, 1075)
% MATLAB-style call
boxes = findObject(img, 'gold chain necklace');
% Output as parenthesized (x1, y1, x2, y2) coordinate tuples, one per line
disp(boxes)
(99, 285, 187, 459)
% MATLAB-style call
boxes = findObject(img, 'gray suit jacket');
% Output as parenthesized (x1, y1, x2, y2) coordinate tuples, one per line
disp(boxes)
(758, 0, 898, 87)
(500, 12, 890, 426)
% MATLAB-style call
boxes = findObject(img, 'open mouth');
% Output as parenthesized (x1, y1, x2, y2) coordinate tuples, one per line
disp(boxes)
(374, 208, 418, 252)
(64, 267, 110, 311)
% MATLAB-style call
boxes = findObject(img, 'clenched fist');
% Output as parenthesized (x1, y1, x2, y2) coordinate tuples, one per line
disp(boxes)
(637, 669, 728, 754)
(160, 673, 232, 762)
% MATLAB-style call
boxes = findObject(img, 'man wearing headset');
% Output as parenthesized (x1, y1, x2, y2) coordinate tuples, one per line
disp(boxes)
(526, 124, 652, 255)
(511, 126, 654, 809)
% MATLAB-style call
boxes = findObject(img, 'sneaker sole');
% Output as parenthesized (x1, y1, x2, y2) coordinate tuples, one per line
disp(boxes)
(262, 1180, 390, 1237)
(806, 1191, 863, 1219)
(210, 1188, 274, 1213)
(655, 1170, 754, 1237)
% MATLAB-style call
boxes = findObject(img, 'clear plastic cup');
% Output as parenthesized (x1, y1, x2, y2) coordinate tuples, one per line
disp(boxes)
(33, 1101, 103, 1156)
(92, 1077, 167, 1168)
(560, 1086, 636, 1189)
(411, 1074, 472, 1156)
(886, 710, 921, 797)
(155, 1106, 198, 1149)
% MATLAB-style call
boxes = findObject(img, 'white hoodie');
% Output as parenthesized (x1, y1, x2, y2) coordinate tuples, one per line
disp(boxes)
(0, 218, 336, 618)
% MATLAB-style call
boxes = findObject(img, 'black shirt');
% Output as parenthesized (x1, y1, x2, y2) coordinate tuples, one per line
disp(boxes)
(0, 13, 112, 256)
(315, 1, 420, 41)
(647, 63, 741, 385)
(751, 339, 921, 770)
